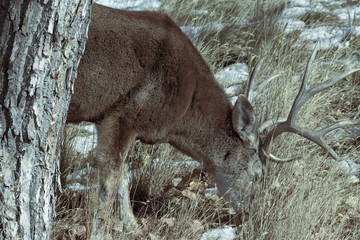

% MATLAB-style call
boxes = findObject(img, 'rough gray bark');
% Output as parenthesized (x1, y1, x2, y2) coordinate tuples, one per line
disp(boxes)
(0, 0, 92, 239)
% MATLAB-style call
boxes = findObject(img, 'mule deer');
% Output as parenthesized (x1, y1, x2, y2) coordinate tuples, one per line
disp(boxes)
(66, 3, 360, 237)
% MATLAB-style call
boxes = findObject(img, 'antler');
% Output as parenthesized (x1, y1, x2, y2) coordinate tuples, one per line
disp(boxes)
(246, 56, 281, 103)
(258, 44, 360, 163)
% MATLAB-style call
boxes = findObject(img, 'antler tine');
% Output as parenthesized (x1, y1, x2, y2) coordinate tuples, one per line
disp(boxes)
(319, 119, 360, 136)
(262, 151, 298, 162)
(259, 116, 352, 163)
(258, 117, 287, 133)
(287, 43, 319, 121)
(250, 74, 282, 103)
(246, 56, 281, 103)
(260, 44, 360, 163)
(308, 67, 360, 98)
(246, 56, 266, 101)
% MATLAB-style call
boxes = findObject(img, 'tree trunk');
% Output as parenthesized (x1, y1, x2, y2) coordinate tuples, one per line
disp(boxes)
(0, 0, 92, 239)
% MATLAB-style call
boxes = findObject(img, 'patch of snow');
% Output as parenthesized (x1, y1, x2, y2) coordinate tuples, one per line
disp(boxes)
(69, 135, 97, 157)
(225, 84, 242, 97)
(152, 158, 201, 169)
(348, 175, 360, 184)
(334, 6, 360, 21)
(311, 4, 329, 12)
(65, 168, 97, 183)
(214, 63, 249, 87)
(352, 26, 360, 36)
(241, 19, 250, 26)
(180, 23, 224, 42)
(319, 0, 346, 3)
(189, 10, 210, 16)
(229, 96, 238, 106)
(95, 0, 160, 10)
(331, 158, 360, 184)
(288, 0, 344, 8)
(65, 168, 98, 192)
(67, 124, 97, 157)
(203, 187, 217, 198)
(278, 18, 306, 33)
(173, 159, 201, 168)
(200, 226, 237, 240)
(299, 26, 350, 50)
(281, 7, 309, 18)
(81, 124, 96, 133)
(278, 4, 330, 33)
(67, 182, 96, 192)
(288, 0, 311, 7)
(333, 159, 360, 176)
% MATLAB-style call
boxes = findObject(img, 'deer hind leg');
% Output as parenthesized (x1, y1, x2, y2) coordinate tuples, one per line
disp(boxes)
(90, 116, 138, 238)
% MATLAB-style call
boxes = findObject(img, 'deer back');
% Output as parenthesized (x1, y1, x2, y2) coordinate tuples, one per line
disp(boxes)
(68, 4, 232, 141)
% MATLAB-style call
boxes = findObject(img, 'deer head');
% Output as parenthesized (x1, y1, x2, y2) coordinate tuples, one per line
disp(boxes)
(204, 94, 262, 212)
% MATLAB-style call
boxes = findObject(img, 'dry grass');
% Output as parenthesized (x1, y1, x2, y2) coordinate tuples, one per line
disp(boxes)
(53, 0, 360, 239)
(160, 0, 287, 69)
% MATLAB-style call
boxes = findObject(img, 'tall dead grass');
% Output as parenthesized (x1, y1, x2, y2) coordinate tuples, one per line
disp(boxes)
(53, 0, 360, 239)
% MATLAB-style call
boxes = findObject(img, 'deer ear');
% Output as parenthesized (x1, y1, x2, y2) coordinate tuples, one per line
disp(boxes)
(232, 94, 257, 145)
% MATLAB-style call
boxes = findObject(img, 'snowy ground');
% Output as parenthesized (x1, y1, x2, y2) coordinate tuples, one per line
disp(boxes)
(69, 1, 360, 239)
(95, 0, 160, 10)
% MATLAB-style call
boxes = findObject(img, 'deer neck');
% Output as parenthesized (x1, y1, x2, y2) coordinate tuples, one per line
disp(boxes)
(169, 79, 237, 174)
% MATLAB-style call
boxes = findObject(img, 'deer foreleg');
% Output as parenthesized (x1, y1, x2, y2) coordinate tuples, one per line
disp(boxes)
(90, 117, 138, 238)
